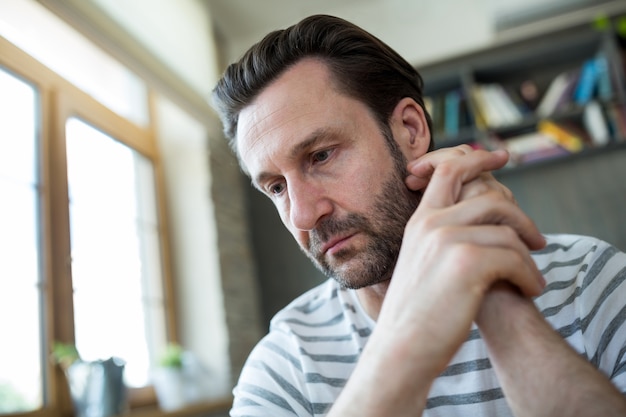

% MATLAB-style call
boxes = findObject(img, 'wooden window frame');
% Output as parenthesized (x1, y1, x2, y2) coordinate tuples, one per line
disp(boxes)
(0, 34, 183, 415)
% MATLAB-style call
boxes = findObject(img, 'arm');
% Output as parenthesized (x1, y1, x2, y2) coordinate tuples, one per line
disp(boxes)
(477, 283, 626, 416)
(409, 146, 626, 415)
(328, 147, 546, 416)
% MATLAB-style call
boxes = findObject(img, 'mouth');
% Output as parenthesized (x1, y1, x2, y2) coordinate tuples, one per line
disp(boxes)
(321, 233, 357, 256)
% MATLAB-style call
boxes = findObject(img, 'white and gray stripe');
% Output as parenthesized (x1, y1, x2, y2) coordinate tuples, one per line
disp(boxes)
(231, 234, 626, 417)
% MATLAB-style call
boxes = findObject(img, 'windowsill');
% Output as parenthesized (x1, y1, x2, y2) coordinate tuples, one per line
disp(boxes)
(126, 397, 233, 417)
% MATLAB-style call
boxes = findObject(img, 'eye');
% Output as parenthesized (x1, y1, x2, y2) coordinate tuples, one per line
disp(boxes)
(311, 149, 332, 164)
(268, 182, 286, 196)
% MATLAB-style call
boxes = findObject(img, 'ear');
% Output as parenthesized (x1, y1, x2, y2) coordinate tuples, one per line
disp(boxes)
(389, 97, 431, 162)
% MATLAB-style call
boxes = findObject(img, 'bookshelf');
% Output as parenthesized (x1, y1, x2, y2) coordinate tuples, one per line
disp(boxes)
(420, 15, 626, 250)
(421, 16, 626, 170)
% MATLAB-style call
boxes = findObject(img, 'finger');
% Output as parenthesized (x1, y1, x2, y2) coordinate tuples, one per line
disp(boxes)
(412, 191, 545, 250)
(417, 150, 510, 209)
(428, 224, 546, 292)
(458, 194, 544, 250)
(393, 225, 544, 310)
(405, 147, 509, 191)
(458, 174, 516, 205)
(459, 243, 544, 298)
(405, 145, 472, 190)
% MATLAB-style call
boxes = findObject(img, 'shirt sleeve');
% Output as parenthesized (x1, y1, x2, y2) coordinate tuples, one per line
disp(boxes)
(577, 238, 626, 393)
(230, 328, 314, 417)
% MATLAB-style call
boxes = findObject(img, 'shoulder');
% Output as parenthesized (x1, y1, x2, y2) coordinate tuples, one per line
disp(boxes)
(533, 234, 626, 379)
(232, 279, 366, 416)
(532, 233, 626, 335)
(242, 278, 361, 373)
(532, 233, 623, 271)
(532, 233, 625, 293)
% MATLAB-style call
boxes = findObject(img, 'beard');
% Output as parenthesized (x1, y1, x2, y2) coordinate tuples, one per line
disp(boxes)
(302, 143, 421, 289)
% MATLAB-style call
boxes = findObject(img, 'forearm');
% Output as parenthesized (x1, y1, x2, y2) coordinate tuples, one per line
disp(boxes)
(327, 331, 434, 417)
(476, 284, 626, 416)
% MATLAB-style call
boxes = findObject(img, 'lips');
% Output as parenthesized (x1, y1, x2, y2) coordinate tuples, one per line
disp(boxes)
(321, 233, 356, 255)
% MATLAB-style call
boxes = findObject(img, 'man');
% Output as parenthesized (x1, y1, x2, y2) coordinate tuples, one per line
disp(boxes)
(212, 14, 626, 416)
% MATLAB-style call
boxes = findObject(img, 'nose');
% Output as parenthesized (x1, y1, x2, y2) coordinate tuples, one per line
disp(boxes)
(287, 177, 333, 231)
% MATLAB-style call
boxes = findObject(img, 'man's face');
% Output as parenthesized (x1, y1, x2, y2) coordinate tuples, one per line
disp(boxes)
(237, 59, 419, 289)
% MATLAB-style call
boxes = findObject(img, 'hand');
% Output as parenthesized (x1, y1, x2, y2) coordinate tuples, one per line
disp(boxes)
(373, 145, 546, 379)
(406, 145, 516, 210)
(405, 145, 541, 249)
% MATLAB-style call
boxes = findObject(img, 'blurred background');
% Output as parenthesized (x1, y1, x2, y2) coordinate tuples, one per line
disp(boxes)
(1, 1, 625, 415)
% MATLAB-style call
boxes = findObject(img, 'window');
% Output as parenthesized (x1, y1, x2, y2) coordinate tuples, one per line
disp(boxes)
(0, 2, 174, 414)
(66, 118, 166, 388)
(0, 66, 43, 413)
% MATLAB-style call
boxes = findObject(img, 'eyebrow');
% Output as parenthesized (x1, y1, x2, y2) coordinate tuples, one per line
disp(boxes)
(252, 127, 336, 188)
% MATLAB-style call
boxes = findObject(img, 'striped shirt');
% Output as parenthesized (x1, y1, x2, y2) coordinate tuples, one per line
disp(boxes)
(231, 234, 626, 416)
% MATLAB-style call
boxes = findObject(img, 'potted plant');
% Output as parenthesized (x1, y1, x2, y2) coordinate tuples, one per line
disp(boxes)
(152, 343, 212, 410)
(51, 342, 126, 417)
(152, 343, 187, 410)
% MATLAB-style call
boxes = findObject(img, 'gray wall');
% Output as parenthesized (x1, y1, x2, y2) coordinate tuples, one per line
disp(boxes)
(496, 145, 626, 251)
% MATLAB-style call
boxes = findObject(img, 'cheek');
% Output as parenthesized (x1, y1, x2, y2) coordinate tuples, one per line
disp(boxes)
(339, 165, 387, 207)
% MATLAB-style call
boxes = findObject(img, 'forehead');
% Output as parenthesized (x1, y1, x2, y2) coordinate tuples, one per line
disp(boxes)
(236, 59, 356, 175)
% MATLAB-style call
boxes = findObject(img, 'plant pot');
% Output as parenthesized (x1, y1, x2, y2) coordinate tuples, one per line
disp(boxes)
(65, 357, 127, 417)
(151, 367, 188, 411)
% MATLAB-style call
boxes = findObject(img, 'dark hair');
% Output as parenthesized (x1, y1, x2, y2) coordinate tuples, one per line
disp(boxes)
(211, 14, 433, 157)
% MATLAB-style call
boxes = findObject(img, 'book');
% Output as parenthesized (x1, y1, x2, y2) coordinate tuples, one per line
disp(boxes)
(594, 52, 613, 100)
(476, 83, 523, 128)
(582, 101, 610, 146)
(537, 120, 585, 152)
(500, 131, 570, 165)
(491, 83, 524, 125)
(502, 84, 532, 116)
(469, 85, 488, 129)
(444, 89, 460, 136)
(573, 59, 599, 105)
(536, 70, 578, 118)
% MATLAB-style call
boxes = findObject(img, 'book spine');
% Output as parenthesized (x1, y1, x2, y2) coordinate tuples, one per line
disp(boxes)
(573, 59, 599, 105)
(583, 101, 610, 146)
(537, 120, 585, 152)
(444, 90, 460, 136)
(595, 53, 613, 101)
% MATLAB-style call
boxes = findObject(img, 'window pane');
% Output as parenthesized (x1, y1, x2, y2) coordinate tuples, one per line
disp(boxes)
(0, 0, 149, 127)
(66, 118, 166, 387)
(0, 68, 43, 412)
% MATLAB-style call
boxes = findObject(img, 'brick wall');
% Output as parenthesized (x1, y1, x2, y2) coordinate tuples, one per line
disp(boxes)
(208, 135, 265, 384)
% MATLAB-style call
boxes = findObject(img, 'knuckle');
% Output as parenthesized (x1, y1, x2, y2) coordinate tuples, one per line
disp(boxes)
(409, 211, 440, 234)
(436, 159, 459, 177)
(500, 225, 518, 241)
(448, 243, 482, 271)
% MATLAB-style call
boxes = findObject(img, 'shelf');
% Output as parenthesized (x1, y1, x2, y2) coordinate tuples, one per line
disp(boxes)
(127, 397, 232, 417)
(420, 16, 626, 155)
(494, 140, 626, 177)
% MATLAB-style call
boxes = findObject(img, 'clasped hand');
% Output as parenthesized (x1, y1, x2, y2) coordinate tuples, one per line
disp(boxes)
(376, 145, 547, 379)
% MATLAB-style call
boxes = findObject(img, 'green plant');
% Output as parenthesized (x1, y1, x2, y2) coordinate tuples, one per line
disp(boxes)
(158, 343, 184, 368)
(51, 342, 80, 370)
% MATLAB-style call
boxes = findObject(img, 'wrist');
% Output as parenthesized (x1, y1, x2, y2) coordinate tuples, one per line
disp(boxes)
(475, 281, 537, 339)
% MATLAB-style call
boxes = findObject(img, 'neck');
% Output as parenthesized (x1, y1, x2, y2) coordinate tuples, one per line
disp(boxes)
(355, 280, 391, 321)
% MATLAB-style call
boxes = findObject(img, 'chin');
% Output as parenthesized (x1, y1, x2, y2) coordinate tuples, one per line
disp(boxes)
(331, 262, 393, 290)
